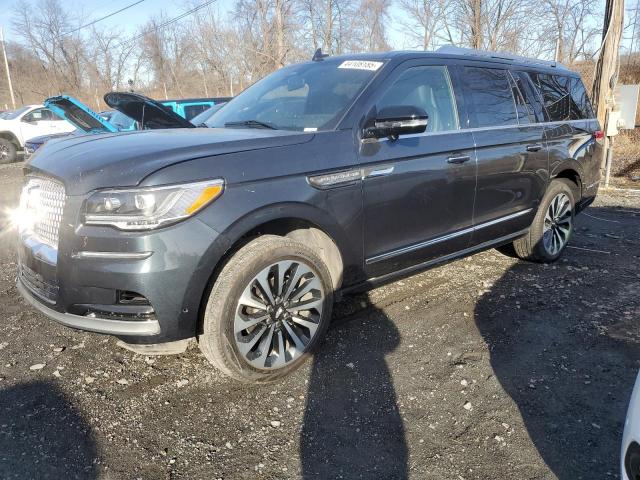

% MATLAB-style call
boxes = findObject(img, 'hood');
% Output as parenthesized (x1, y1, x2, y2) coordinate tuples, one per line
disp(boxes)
(104, 92, 196, 130)
(45, 95, 118, 134)
(25, 131, 76, 145)
(27, 127, 313, 195)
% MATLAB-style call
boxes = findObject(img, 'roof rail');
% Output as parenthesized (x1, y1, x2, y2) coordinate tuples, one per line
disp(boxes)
(436, 45, 568, 70)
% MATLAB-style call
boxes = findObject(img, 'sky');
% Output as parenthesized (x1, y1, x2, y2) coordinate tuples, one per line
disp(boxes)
(0, 0, 416, 50)
(0, 0, 634, 56)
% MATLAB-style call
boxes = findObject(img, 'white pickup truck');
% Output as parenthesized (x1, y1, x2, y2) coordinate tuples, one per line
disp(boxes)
(0, 105, 75, 163)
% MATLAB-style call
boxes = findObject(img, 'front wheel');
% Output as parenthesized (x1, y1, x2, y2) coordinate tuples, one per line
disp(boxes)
(0, 138, 17, 164)
(511, 179, 576, 262)
(198, 235, 334, 383)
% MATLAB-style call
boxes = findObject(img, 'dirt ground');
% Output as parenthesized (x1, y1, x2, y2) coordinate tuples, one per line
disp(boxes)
(0, 161, 639, 480)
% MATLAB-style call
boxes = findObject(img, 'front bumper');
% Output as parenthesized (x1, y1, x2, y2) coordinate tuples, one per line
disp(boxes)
(16, 195, 224, 344)
(17, 279, 160, 336)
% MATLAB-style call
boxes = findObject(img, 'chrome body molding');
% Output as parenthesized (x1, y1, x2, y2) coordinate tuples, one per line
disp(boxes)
(366, 208, 533, 264)
(71, 251, 153, 260)
(307, 169, 362, 189)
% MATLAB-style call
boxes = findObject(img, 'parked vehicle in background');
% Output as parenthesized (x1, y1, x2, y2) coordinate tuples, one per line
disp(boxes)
(24, 94, 194, 159)
(623, 371, 640, 480)
(16, 47, 601, 383)
(162, 97, 231, 120)
(99, 110, 137, 131)
(189, 102, 228, 126)
(0, 105, 74, 163)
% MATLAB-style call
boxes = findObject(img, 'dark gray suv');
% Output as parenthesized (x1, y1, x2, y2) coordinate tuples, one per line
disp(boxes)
(16, 47, 601, 382)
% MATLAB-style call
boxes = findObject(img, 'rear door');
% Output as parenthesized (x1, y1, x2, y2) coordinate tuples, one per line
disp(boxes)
(458, 65, 548, 246)
(528, 73, 600, 201)
(359, 60, 477, 278)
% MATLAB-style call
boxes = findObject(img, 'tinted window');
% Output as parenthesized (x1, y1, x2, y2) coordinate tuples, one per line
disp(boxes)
(462, 67, 518, 127)
(377, 66, 458, 132)
(183, 104, 209, 120)
(570, 78, 594, 119)
(528, 73, 587, 121)
(43, 109, 63, 121)
(509, 72, 536, 124)
(23, 108, 46, 122)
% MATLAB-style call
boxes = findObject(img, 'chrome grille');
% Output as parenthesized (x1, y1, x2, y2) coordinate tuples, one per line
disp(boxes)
(22, 177, 66, 248)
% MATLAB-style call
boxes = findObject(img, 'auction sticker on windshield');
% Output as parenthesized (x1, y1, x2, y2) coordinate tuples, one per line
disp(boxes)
(338, 60, 383, 71)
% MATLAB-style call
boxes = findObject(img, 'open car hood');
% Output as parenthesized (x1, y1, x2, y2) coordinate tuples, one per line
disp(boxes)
(45, 95, 118, 134)
(104, 92, 196, 129)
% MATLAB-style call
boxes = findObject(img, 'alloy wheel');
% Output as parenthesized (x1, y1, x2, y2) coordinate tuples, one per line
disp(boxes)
(0, 144, 8, 161)
(234, 260, 325, 370)
(543, 192, 572, 256)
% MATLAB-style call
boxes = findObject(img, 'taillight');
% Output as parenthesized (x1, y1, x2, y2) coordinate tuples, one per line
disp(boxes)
(594, 130, 604, 140)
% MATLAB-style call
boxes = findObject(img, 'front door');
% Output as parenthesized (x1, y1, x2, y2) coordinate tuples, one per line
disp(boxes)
(359, 62, 476, 278)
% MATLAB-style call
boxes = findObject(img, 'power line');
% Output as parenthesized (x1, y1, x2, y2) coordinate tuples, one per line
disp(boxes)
(62, 0, 147, 37)
(118, 0, 217, 48)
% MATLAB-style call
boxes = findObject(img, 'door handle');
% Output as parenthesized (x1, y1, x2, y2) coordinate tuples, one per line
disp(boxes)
(526, 145, 543, 152)
(447, 155, 471, 164)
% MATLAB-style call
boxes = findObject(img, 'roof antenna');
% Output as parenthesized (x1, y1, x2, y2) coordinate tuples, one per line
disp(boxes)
(312, 48, 329, 61)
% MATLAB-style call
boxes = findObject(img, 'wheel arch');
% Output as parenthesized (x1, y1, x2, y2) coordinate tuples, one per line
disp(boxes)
(191, 202, 355, 336)
(551, 163, 583, 203)
(0, 131, 20, 148)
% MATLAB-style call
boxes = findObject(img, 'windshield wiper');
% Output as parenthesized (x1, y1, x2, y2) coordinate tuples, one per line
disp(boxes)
(224, 119, 278, 130)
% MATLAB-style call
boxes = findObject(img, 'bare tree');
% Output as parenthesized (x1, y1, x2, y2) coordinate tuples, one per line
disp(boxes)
(397, 0, 452, 50)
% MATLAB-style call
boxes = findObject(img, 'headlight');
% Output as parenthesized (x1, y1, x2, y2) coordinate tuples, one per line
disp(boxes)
(84, 179, 224, 230)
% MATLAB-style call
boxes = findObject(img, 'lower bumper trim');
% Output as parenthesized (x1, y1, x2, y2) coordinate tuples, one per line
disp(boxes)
(17, 279, 161, 336)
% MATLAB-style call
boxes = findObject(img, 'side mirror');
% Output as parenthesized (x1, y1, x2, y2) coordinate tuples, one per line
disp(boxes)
(364, 106, 428, 140)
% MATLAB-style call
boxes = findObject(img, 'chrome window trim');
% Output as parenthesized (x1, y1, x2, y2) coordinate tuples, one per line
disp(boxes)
(366, 208, 532, 264)
(366, 118, 596, 143)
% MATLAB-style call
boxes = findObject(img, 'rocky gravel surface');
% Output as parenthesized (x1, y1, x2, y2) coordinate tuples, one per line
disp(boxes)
(0, 162, 639, 479)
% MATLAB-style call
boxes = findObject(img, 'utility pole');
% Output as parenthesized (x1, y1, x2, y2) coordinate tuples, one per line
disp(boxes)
(628, 1, 639, 66)
(0, 27, 16, 110)
(592, 0, 625, 187)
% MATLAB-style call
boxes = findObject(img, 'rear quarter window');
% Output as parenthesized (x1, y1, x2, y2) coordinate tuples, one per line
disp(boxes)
(460, 67, 518, 128)
(528, 73, 592, 121)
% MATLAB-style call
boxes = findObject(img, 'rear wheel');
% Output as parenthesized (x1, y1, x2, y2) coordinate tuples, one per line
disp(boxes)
(198, 235, 333, 383)
(511, 179, 575, 262)
(0, 138, 17, 164)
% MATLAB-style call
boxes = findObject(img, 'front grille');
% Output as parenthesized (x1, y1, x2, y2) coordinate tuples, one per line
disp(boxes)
(20, 264, 59, 303)
(22, 177, 66, 248)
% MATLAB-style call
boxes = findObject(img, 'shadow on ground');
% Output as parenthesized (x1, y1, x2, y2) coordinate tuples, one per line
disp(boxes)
(299, 205, 639, 479)
(475, 205, 640, 479)
(300, 299, 408, 479)
(0, 380, 98, 479)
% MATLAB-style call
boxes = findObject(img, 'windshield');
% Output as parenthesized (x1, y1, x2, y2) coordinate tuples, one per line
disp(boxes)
(191, 103, 226, 126)
(101, 110, 136, 131)
(0, 106, 31, 120)
(206, 60, 384, 131)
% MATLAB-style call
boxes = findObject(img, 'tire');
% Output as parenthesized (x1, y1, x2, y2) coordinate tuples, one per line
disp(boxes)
(198, 235, 334, 383)
(512, 178, 576, 263)
(0, 138, 17, 164)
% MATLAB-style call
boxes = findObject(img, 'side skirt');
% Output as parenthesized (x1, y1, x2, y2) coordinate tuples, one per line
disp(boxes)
(338, 228, 529, 297)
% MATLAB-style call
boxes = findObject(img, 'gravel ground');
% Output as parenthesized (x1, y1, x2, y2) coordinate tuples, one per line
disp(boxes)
(0, 162, 639, 480)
